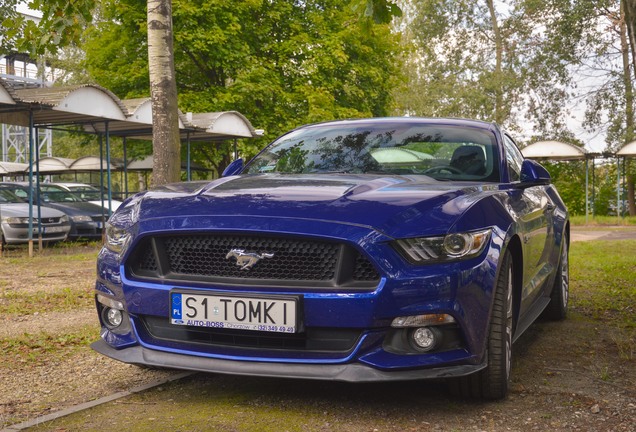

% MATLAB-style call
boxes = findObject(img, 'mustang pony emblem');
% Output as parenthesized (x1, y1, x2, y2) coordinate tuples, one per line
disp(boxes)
(226, 249, 274, 270)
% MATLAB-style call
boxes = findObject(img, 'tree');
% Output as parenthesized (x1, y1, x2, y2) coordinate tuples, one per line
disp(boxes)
(579, 0, 636, 215)
(82, 0, 403, 176)
(147, 0, 181, 186)
(0, 0, 19, 55)
(394, 0, 601, 137)
(0, 0, 95, 56)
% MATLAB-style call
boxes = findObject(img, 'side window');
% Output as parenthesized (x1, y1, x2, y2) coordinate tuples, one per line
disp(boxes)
(503, 134, 524, 182)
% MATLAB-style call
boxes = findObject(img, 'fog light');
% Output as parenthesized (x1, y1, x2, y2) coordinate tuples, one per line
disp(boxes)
(104, 307, 123, 328)
(410, 326, 441, 352)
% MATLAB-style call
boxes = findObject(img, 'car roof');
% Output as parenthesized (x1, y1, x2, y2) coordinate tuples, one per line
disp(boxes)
(297, 117, 497, 131)
(54, 182, 96, 187)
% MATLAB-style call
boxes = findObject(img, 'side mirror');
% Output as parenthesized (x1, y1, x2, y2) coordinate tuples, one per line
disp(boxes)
(222, 158, 244, 177)
(519, 159, 551, 186)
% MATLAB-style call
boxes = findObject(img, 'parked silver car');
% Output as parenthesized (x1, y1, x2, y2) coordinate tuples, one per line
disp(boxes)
(0, 182, 106, 240)
(0, 186, 71, 245)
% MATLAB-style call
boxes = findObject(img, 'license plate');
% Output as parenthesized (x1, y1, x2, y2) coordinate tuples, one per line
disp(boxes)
(43, 226, 67, 233)
(170, 292, 298, 333)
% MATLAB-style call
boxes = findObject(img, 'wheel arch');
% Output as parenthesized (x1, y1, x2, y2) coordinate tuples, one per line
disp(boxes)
(504, 233, 523, 337)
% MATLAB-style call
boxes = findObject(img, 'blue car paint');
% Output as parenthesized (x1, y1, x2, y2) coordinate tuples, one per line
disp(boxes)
(92, 117, 568, 384)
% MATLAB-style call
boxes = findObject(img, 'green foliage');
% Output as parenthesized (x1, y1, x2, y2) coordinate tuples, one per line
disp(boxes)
(393, 0, 634, 215)
(1, 0, 96, 56)
(393, 0, 616, 139)
(81, 0, 403, 173)
(0, 0, 20, 54)
(542, 159, 632, 217)
(542, 161, 588, 215)
(83, 0, 149, 98)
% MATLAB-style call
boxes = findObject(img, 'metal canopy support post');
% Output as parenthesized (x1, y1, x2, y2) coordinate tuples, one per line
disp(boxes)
(234, 138, 238, 160)
(35, 127, 42, 251)
(187, 131, 191, 181)
(123, 137, 129, 199)
(585, 158, 589, 225)
(27, 110, 34, 257)
(592, 158, 596, 217)
(622, 156, 627, 219)
(617, 157, 622, 222)
(105, 121, 113, 217)
(99, 133, 105, 213)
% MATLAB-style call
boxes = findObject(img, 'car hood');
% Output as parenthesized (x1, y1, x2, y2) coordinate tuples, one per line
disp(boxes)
(0, 203, 66, 218)
(131, 174, 502, 239)
(44, 201, 105, 217)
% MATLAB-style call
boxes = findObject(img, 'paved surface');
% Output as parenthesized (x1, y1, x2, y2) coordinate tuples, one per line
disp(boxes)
(570, 226, 636, 242)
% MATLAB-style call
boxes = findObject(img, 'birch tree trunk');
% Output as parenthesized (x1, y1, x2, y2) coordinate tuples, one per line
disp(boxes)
(620, 4, 636, 216)
(147, 0, 181, 186)
(486, 0, 504, 125)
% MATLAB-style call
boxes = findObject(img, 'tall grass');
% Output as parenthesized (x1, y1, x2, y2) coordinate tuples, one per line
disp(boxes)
(570, 239, 636, 359)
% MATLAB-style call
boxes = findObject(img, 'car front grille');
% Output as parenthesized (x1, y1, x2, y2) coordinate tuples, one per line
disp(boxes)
(126, 234, 381, 290)
(137, 315, 364, 357)
(8, 217, 65, 227)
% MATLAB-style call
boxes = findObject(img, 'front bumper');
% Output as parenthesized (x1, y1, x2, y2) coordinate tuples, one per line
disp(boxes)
(91, 339, 487, 382)
(69, 220, 103, 239)
(94, 218, 503, 379)
(1, 222, 70, 244)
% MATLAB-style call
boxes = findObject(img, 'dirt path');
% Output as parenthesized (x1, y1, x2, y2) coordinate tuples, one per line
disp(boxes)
(570, 225, 636, 242)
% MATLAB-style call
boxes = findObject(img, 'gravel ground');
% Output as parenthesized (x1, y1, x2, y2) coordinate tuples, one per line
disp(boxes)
(0, 231, 635, 431)
(0, 244, 181, 428)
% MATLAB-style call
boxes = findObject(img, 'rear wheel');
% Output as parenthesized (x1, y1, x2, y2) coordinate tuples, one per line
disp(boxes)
(450, 249, 513, 400)
(544, 235, 569, 320)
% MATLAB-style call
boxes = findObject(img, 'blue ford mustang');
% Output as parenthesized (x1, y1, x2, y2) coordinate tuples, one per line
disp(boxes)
(92, 117, 569, 399)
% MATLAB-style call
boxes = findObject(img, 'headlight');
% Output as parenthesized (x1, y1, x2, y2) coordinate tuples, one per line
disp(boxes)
(71, 215, 93, 222)
(60, 215, 70, 223)
(393, 229, 492, 264)
(105, 222, 131, 253)
(2, 216, 30, 224)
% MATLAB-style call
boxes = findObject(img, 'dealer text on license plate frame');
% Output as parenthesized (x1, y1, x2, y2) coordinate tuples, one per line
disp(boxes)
(170, 291, 299, 333)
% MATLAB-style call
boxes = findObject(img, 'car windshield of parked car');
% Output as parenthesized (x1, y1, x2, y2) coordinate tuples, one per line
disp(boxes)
(39, 186, 81, 203)
(66, 185, 101, 201)
(0, 187, 26, 204)
(245, 123, 500, 181)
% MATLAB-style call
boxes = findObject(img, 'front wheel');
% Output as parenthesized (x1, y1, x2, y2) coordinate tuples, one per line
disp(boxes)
(450, 249, 514, 400)
(544, 235, 569, 320)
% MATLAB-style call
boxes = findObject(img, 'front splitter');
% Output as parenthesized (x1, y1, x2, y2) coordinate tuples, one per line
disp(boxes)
(91, 339, 486, 382)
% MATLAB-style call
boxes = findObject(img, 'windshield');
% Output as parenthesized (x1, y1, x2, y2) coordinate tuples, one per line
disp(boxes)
(66, 185, 101, 201)
(0, 187, 25, 204)
(39, 185, 81, 203)
(245, 122, 500, 181)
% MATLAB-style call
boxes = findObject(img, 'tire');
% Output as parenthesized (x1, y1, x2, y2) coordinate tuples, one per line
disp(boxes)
(544, 234, 569, 320)
(450, 249, 514, 400)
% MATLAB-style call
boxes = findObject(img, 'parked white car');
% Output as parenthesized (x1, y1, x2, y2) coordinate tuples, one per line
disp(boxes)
(53, 183, 122, 211)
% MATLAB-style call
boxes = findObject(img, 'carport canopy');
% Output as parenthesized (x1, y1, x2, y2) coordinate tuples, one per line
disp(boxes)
(0, 79, 261, 252)
(521, 140, 595, 222)
(520, 140, 589, 161)
(617, 141, 636, 157)
(0, 161, 28, 175)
